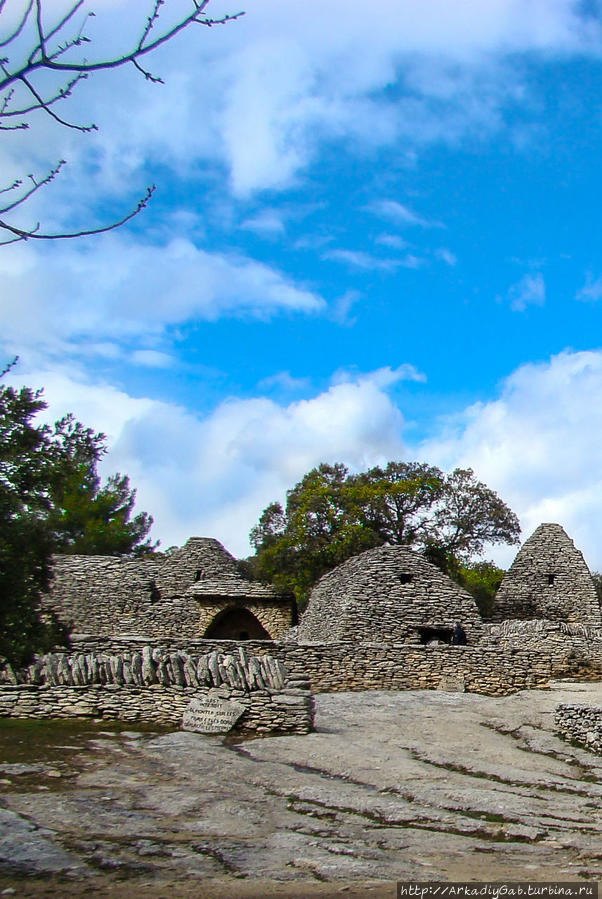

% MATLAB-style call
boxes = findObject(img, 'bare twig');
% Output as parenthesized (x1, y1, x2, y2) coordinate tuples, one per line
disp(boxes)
(0, 161, 65, 215)
(0, 356, 20, 379)
(0, 0, 34, 50)
(0, 185, 156, 243)
(34, 0, 46, 61)
(0, 3, 243, 94)
(0, 179, 23, 196)
(19, 72, 96, 131)
(44, 1, 86, 48)
(1, 72, 87, 119)
(0, 1, 243, 242)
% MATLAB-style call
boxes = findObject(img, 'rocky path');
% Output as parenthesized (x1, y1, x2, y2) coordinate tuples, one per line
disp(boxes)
(0, 681, 601, 896)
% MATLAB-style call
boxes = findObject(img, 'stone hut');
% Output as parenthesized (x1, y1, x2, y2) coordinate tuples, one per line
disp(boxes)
(44, 537, 296, 641)
(296, 544, 483, 644)
(493, 523, 602, 626)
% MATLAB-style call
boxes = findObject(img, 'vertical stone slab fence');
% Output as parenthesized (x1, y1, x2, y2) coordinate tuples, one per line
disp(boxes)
(0, 646, 314, 735)
(67, 635, 602, 696)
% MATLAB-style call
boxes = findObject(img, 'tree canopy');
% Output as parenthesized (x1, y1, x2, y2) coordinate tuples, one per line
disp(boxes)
(0, 364, 155, 665)
(249, 461, 520, 608)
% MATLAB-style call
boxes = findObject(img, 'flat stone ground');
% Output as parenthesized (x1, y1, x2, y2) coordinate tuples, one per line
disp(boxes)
(1, 680, 602, 897)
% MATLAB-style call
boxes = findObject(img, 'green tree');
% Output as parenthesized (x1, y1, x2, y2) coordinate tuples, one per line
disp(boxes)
(348, 461, 444, 546)
(0, 366, 155, 665)
(46, 415, 155, 556)
(249, 461, 519, 608)
(1, 378, 65, 665)
(456, 560, 506, 618)
(249, 463, 381, 603)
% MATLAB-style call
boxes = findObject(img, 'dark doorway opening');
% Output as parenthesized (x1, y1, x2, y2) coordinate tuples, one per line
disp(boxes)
(204, 607, 272, 640)
(416, 626, 453, 645)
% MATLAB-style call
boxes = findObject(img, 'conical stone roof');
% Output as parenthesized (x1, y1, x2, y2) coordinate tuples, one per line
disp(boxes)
(296, 544, 483, 644)
(493, 523, 601, 626)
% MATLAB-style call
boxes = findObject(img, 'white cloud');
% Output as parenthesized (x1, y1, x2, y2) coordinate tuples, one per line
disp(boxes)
(0, 234, 325, 358)
(240, 210, 286, 236)
(130, 350, 175, 369)
(435, 247, 457, 267)
(13, 349, 602, 573)
(332, 364, 426, 387)
(257, 371, 311, 392)
(5, 363, 410, 557)
(506, 272, 546, 311)
(331, 289, 362, 326)
(576, 274, 602, 303)
(375, 234, 409, 250)
(368, 199, 441, 228)
(322, 248, 400, 271)
(421, 349, 602, 569)
(3, 0, 600, 208)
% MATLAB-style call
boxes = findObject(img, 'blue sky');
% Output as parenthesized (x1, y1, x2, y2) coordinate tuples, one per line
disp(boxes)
(4, 0, 602, 567)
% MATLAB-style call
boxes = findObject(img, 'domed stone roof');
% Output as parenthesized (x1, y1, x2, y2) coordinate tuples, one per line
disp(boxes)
(296, 544, 482, 644)
(493, 523, 602, 626)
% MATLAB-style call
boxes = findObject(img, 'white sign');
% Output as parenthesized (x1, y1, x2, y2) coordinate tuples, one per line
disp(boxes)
(182, 695, 246, 734)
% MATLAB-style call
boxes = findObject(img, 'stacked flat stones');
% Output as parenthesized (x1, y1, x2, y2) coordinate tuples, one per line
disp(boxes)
(556, 704, 602, 754)
(44, 537, 294, 640)
(0, 648, 314, 735)
(493, 523, 602, 626)
(2, 646, 287, 690)
(296, 544, 483, 644)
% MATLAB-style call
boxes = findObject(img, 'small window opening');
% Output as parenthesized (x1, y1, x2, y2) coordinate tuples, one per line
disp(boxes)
(194, 569, 203, 582)
(397, 572, 413, 585)
(416, 626, 453, 645)
(547, 573, 555, 586)
(149, 581, 160, 603)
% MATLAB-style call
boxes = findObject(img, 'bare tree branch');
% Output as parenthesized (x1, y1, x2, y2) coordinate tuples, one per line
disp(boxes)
(0, 160, 65, 214)
(0, 1, 243, 242)
(34, 0, 46, 62)
(19, 71, 96, 130)
(44, 1, 86, 48)
(1, 71, 87, 119)
(0, 184, 156, 244)
(0, 1, 33, 50)
(0, 179, 23, 196)
(0, 1, 243, 95)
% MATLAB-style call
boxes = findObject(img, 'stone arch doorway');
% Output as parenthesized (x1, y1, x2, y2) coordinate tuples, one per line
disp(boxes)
(203, 606, 272, 640)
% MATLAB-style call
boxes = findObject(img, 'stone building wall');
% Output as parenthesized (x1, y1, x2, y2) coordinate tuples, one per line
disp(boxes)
(0, 647, 314, 734)
(44, 538, 295, 641)
(195, 598, 293, 640)
(555, 704, 602, 754)
(493, 523, 602, 626)
(154, 537, 240, 596)
(65, 634, 602, 697)
(297, 544, 483, 644)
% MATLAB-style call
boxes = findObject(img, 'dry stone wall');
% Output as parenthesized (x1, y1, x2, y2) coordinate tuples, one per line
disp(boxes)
(65, 635, 599, 697)
(480, 620, 602, 672)
(493, 524, 602, 626)
(0, 648, 314, 735)
(555, 704, 602, 754)
(44, 538, 295, 640)
(297, 544, 483, 644)
(195, 598, 293, 640)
